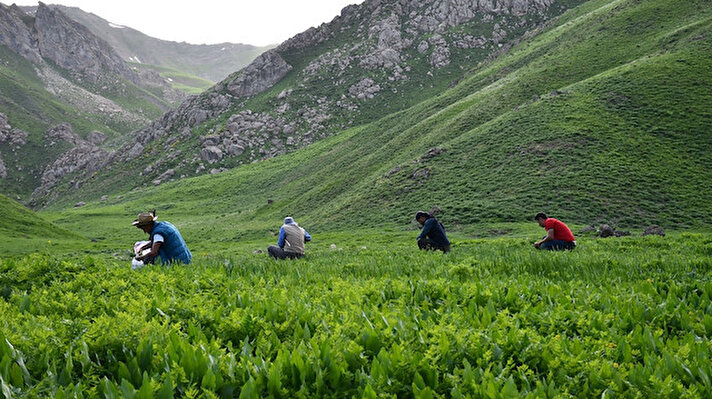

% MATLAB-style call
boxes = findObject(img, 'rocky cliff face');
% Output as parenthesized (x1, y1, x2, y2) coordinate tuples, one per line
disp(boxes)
(32, 4, 138, 84)
(0, 3, 41, 63)
(0, 2, 182, 100)
(39, 0, 583, 204)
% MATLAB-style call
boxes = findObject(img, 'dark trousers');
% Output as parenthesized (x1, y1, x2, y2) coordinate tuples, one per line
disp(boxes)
(539, 240, 576, 251)
(418, 238, 450, 253)
(268, 245, 304, 260)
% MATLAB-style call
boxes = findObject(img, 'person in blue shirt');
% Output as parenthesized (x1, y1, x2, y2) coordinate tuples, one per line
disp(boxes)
(268, 216, 311, 259)
(133, 211, 192, 264)
(415, 211, 450, 253)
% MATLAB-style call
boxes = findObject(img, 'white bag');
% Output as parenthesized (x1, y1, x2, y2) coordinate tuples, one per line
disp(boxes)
(131, 240, 151, 270)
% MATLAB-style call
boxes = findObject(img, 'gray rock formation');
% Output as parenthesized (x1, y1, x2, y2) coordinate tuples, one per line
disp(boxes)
(225, 51, 292, 98)
(349, 78, 382, 99)
(0, 112, 28, 149)
(31, 123, 112, 204)
(0, 3, 42, 63)
(598, 224, 630, 238)
(0, 112, 29, 180)
(87, 131, 106, 145)
(33, 3, 137, 84)
(0, 3, 181, 101)
(642, 225, 665, 237)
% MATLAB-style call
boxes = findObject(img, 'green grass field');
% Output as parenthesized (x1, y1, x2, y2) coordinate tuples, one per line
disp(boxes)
(1, 232, 711, 398)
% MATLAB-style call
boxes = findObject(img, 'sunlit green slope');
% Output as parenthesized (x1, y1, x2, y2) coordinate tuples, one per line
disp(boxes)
(0, 194, 79, 244)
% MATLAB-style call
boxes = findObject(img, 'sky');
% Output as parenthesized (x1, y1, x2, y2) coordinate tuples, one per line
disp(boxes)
(11, 0, 364, 46)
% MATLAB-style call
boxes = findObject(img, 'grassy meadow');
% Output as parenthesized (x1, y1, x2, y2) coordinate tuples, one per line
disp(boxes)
(1, 230, 711, 397)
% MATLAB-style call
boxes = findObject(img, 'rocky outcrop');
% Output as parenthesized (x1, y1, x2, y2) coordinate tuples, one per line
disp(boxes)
(31, 123, 112, 204)
(349, 78, 382, 99)
(32, 3, 137, 84)
(642, 225, 665, 237)
(0, 152, 5, 178)
(0, 3, 42, 63)
(0, 112, 28, 149)
(224, 51, 292, 98)
(87, 131, 106, 145)
(598, 224, 631, 238)
(0, 112, 29, 180)
(0, 3, 181, 100)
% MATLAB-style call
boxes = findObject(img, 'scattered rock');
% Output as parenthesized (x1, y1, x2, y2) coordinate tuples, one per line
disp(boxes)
(87, 131, 106, 145)
(349, 78, 382, 99)
(598, 224, 616, 238)
(0, 153, 6, 179)
(598, 224, 631, 238)
(385, 166, 402, 177)
(412, 168, 430, 179)
(642, 225, 665, 237)
(200, 146, 223, 163)
(422, 147, 446, 160)
(74, 201, 85, 207)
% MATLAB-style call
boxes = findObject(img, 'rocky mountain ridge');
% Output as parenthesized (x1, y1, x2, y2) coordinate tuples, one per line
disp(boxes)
(36, 4, 274, 83)
(0, 2, 191, 201)
(0, 2, 177, 96)
(54, 0, 583, 206)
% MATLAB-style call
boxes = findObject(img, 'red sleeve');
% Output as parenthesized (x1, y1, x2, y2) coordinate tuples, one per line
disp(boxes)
(544, 219, 555, 230)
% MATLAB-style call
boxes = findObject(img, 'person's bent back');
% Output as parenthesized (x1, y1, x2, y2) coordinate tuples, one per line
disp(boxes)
(268, 217, 311, 259)
(415, 211, 450, 253)
(151, 221, 192, 263)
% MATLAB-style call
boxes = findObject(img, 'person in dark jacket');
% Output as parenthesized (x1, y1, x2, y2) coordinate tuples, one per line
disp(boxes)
(415, 211, 450, 253)
(133, 211, 192, 264)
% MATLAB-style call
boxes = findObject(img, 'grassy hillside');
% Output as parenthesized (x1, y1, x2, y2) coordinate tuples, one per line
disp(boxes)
(131, 63, 214, 95)
(0, 194, 82, 256)
(47, 0, 712, 242)
(53, 0, 588, 198)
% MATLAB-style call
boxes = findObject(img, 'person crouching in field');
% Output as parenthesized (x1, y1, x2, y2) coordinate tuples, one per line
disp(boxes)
(415, 211, 450, 253)
(133, 211, 192, 264)
(268, 217, 311, 259)
(533, 212, 576, 251)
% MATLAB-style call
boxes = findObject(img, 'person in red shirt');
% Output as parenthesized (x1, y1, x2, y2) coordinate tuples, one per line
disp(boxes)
(533, 212, 576, 251)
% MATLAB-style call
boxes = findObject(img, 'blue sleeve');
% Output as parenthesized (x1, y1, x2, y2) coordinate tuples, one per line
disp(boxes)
(277, 227, 286, 248)
(417, 219, 434, 240)
(304, 230, 311, 242)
